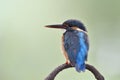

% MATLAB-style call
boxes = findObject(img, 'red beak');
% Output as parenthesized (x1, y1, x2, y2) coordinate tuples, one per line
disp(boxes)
(45, 24, 66, 29)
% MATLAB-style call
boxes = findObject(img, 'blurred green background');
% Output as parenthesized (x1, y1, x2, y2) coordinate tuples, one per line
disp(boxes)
(0, 0, 120, 80)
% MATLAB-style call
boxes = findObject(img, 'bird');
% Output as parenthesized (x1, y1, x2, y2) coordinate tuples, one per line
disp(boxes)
(45, 19, 89, 72)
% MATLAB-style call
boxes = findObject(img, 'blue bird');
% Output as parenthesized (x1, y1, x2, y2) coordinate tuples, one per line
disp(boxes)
(45, 19, 89, 72)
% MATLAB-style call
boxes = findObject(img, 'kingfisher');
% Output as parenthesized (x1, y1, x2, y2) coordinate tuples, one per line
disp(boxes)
(45, 19, 89, 72)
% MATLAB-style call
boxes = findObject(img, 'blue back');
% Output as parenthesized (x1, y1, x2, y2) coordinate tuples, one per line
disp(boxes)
(63, 30, 89, 72)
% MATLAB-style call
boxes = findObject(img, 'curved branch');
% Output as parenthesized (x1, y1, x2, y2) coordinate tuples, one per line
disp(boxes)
(45, 63, 104, 80)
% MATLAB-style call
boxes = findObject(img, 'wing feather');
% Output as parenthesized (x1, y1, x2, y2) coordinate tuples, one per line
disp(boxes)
(63, 30, 89, 66)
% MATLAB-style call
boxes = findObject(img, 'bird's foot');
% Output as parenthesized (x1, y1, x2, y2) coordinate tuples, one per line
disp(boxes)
(65, 61, 70, 65)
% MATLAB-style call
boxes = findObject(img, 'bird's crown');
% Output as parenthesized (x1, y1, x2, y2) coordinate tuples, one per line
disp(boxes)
(63, 19, 87, 31)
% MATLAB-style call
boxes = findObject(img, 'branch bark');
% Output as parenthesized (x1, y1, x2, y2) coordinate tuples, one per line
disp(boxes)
(45, 63, 104, 80)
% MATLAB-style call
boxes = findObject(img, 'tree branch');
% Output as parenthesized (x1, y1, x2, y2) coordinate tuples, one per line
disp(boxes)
(45, 63, 104, 80)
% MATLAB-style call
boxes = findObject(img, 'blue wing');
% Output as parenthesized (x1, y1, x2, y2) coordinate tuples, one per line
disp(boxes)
(63, 30, 89, 72)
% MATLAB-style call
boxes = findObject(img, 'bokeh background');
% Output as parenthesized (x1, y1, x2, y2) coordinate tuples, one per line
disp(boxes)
(0, 0, 120, 80)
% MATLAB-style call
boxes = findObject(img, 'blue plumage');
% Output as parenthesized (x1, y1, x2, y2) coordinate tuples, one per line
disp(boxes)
(63, 30, 89, 72)
(45, 19, 89, 72)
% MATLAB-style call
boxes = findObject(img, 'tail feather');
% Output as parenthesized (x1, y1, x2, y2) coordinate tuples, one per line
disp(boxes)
(75, 53, 86, 72)
(75, 62, 85, 72)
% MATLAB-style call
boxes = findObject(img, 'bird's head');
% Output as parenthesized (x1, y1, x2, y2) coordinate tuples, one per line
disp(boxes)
(45, 19, 87, 32)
